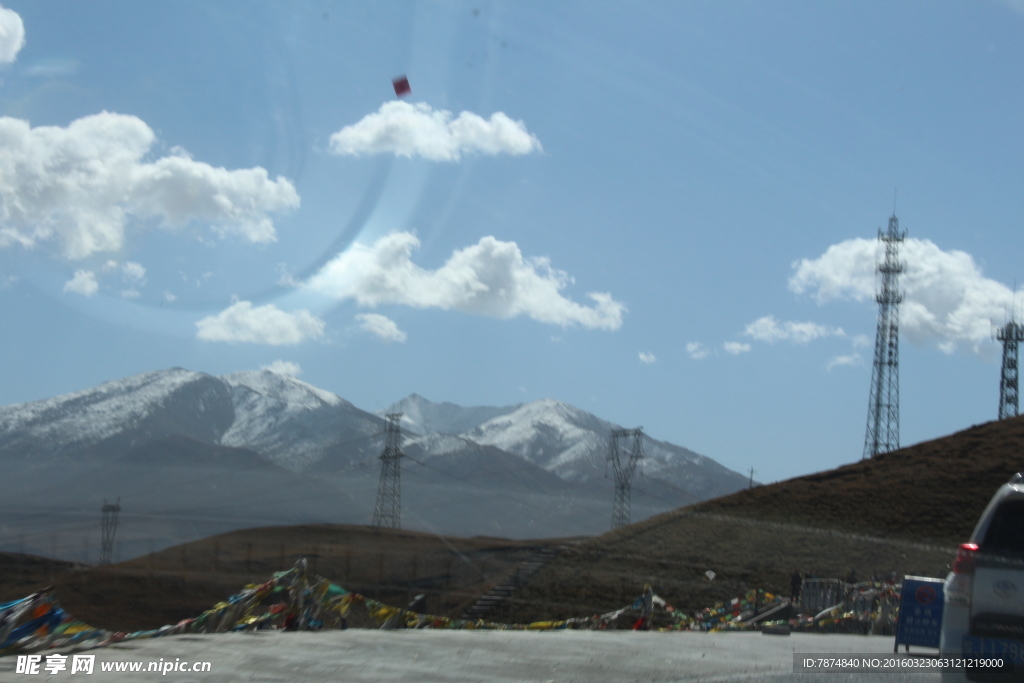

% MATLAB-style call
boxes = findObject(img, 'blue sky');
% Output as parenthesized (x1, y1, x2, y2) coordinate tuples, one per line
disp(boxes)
(0, 0, 1022, 484)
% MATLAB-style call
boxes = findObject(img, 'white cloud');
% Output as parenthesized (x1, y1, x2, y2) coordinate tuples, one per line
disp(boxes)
(826, 354, 863, 371)
(744, 315, 845, 344)
(638, 351, 656, 364)
(261, 360, 302, 377)
(24, 59, 78, 78)
(122, 261, 146, 284)
(723, 341, 752, 355)
(120, 289, 140, 299)
(329, 101, 542, 161)
(790, 237, 1015, 355)
(62, 269, 98, 296)
(852, 334, 872, 349)
(686, 342, 710, 360)
(0, 112, 299, 259)
(0, 5, 24, 65)
(163, 291, 176, 303)
(276, 263, 298, 288)
(308, 232, 625, 330)
(195, 301, 325, 345)
(356, 313, 407, 343)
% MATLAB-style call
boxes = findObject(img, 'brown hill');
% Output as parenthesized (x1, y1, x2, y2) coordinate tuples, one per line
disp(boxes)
(4, 416, 1022, 631)
(0, 525, 566, 632)
(486, 415, 1024, 625)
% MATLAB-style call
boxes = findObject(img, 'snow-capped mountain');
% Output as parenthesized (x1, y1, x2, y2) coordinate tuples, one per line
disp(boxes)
(384, 394, 515, 437)
(383, 394, 748, 500)
(218, 370, 382, 472)
(0, 368, 385, 471)
(0, 369, 749, 560)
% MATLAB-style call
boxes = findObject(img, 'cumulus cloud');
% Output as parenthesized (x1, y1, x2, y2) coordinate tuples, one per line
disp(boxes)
(744, 315, 845, 344)
(308, 232, 625, 330)
(0, 112, 299, 259)
(356, 313, 407, 343)
(121, 261, 146, 284)
(686, 342, 710, 360)
(826, 354, 863, 371)
(261, 360, 302, 377)
(329, 101, 542, 161)
(723, 341, 752, 355)
(790, 237, 1015, 354)
(852, 334, 872, 348)
(0, 5, 24, 65)
(638, 351, 656, 364)
(63, 269, 98, 296)
(195, 301, 325, 345)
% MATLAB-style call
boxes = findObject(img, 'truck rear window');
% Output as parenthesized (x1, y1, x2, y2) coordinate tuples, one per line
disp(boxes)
(982, 499, 1024, 555)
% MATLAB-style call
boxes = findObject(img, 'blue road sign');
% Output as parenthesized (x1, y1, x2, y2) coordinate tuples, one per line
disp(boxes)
(894, 575, 945, 651)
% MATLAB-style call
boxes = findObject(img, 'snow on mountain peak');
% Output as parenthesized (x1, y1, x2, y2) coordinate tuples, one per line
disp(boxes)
(381, 393, 517, 437)
(0, 367, 208, 444)
(220, 370, 344, 409)
(465, 398, 606, 475)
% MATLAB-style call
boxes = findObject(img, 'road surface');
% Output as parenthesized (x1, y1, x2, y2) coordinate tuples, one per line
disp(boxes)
(0, 630, 944, 682)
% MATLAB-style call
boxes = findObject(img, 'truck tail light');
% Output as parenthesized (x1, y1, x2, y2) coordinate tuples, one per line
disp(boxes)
(953, 543, 979, 576)
(946, 543, 977, 608)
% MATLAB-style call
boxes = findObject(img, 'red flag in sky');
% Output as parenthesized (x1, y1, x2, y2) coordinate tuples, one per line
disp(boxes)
(392, 75, 411, 97)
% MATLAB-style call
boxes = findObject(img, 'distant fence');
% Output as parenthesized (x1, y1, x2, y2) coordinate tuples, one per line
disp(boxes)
(801, 579, 845, 613)
(800, 578, 898, 616)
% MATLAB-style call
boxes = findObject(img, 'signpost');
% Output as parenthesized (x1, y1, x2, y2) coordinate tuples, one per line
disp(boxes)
(894, 575, 945, 652)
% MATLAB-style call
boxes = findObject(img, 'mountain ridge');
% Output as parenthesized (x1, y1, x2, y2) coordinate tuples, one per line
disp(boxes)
(0, 368, 749, 558)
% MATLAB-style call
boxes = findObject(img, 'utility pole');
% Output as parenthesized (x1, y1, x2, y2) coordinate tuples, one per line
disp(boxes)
(372, 414, 404, 529)
(863, 210, 906, 459)
(996, 321, 1024, 420)
(609, 428, 644, 529)
(748, 468, 755, 490)
(100, 498, 121, 565)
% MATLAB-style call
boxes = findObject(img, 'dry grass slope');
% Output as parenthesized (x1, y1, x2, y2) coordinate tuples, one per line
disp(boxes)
(487, 415, 1024, 625)
(1, 525, 566, 632)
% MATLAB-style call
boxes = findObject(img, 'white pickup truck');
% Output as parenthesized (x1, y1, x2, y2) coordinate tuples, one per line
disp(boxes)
(940, 472, 1024, 682)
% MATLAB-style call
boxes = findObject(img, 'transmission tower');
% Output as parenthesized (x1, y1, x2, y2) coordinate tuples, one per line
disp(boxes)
(609, 428, 644, 529)
(862, 212, 906, 459)
(372, 414, 404, 529)
(996, 321, 1024, 420)
(100, 498, 120, 565)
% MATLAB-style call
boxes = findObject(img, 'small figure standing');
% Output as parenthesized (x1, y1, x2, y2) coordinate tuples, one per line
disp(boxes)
(633, 583, 655, 630)
(790, 570, 802, 604)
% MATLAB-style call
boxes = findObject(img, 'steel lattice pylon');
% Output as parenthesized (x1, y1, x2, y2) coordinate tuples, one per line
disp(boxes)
(863, 213, 906, 460)
(609, 428, 644, 529)
(100, 498, 120, 565)
(372, 414, 404, 529)
(997, 321, 1024, 420)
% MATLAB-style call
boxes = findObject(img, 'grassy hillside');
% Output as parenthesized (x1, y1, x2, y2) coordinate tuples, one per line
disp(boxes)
(487, 415, 1024, 624)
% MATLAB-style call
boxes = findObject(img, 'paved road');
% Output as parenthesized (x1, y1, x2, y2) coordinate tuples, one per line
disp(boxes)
(0, 630, 944, 682)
